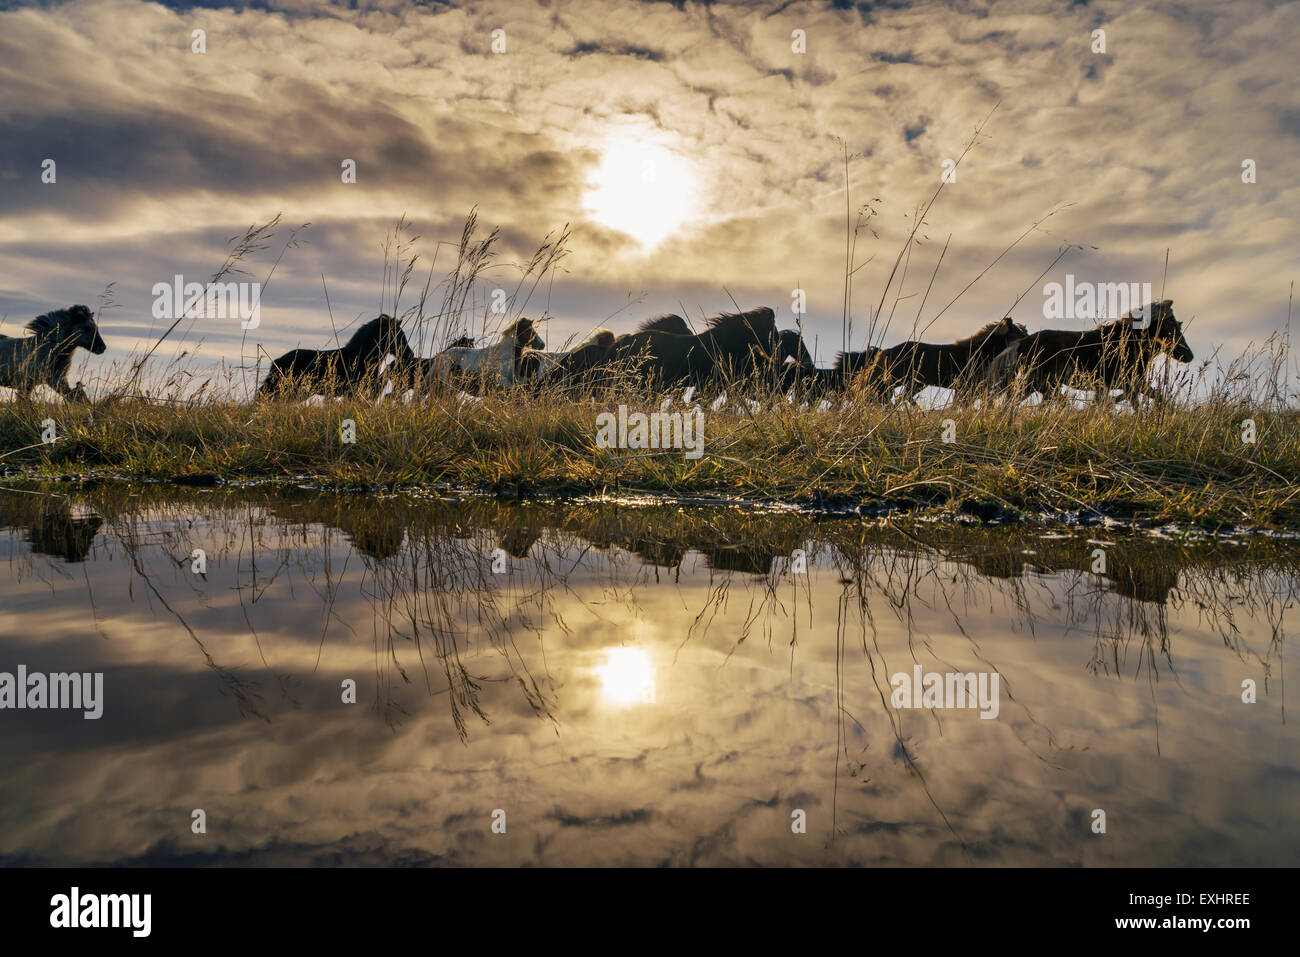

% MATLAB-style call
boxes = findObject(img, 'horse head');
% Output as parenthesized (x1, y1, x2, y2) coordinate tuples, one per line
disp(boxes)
(776, 329, 813, 369)
(983, 316, 1029, 351)
(27, 305, 106, 355)
(504, 317, 545, 352)
(1137, 300, 1193, 363)
(376, 314, 414, 360)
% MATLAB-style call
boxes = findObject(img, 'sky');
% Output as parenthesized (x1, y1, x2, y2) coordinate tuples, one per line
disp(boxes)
(0, 0, 1296, 392)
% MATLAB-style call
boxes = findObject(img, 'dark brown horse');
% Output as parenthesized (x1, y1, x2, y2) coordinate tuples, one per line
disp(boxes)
(258, 314, 414, 398)
(852, 317, 1029, 400)
(988, 300, 1193, 404)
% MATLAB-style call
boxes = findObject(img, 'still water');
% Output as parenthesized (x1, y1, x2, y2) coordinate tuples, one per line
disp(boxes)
(1, 483, 1296, 866)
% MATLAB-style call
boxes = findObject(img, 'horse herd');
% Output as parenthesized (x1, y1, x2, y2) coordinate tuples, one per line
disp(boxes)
(1, 300, 1195, 407)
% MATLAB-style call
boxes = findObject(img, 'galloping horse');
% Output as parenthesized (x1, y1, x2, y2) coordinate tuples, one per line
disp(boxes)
(853, 317, 1029, 401)
(767, 329, 816, 392)
(988, 300, 1193, 404)
(259, 314, 413, 398)
(0, 304, 106, 402)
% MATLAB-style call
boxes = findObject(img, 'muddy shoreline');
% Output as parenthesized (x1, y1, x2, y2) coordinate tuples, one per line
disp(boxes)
(4, 465, 1296, 539)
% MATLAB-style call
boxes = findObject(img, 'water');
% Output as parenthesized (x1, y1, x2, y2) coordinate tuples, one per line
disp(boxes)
(1, 483, 1296, 866)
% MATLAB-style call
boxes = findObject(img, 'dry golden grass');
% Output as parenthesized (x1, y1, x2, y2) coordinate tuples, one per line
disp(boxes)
(2, 375, 1298, 528)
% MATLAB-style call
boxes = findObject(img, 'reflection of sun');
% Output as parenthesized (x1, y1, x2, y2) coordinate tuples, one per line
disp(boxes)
(596, 647, 656, 706)
(584, 138, 696, 249)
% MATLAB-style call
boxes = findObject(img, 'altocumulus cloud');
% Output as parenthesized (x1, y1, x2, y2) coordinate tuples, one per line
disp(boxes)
(0, 0, 1295, 384)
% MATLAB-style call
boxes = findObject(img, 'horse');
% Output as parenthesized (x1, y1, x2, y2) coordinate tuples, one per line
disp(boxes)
(258, 313, 414, 398)
(756, 329, 817, 392)
(592, 307, 778, 390)
(0, 305, 106, 402)
(988, 300, 1193, 406)
(519, 329, 616, 387)
(417, 318, 544, 389)
(852, 317, 1029, 401)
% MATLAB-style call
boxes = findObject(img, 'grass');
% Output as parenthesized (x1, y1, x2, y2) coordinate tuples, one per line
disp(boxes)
(2, 381, 1299, 529)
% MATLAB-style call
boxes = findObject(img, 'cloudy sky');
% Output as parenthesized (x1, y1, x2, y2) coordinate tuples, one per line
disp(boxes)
(0, 0, 1296, 390)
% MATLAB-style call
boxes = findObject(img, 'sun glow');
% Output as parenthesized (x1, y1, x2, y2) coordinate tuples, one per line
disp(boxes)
(596, 647, 657, 706)
(584, 138, 697, 249)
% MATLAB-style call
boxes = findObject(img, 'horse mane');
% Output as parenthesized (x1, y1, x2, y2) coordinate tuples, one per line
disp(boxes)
(343, 314, 395, 351)
(581, 328, 615, 347)
(636, 314, 690, 334)
(447, 335, 476, 349)
(956, 318, 1020, 346)
(704, 306, 775, 330)
(26, 305, 93, 337)
(501, 317, 535, 341)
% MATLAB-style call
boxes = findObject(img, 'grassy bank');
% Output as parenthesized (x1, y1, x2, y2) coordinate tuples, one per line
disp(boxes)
(2, 387, 1297, 528)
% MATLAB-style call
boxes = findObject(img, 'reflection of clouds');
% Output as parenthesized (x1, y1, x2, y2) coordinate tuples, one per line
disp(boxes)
(0, 498, 1296, 865)
(0, 0, 1295, 374)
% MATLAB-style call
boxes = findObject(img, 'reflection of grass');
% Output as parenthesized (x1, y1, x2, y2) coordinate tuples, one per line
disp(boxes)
(10, 479, 1300, 588)
(5, 480, 1295, 748)
(3, 392, 1300, 528)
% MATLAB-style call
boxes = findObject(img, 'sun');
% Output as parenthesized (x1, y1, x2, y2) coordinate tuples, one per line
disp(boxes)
(595, 647, 657, 706)
(584, 138, 697, 249)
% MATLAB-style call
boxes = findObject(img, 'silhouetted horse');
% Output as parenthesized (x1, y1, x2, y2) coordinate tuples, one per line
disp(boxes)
(258, 314, 413, 398)
(592, 307, 778, 390)
(0, 305, 106, 401)
(853, 317, 1029, 401)
(988, 301, 1193, 405)
(760, 329, 816, 392)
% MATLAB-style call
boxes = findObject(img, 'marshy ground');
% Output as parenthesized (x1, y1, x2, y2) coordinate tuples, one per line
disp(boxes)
(3, 385, 1298, 530)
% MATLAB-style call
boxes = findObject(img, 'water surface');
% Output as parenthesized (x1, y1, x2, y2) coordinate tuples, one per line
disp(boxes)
(1, 484, 1296, 866)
